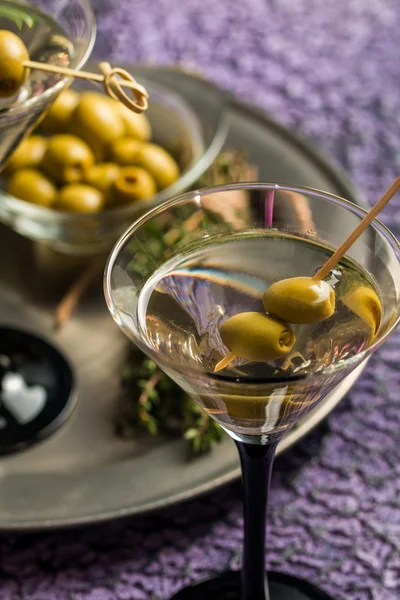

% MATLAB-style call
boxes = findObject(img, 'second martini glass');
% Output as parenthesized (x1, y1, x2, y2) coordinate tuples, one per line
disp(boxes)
(0, 0, 94, 450)
(0, 0, 95, 170)
(105, 184, 400, 600)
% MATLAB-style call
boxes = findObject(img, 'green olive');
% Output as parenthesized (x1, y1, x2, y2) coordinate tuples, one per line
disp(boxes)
(342, 285, 382, 340)
(84, 162, 120, 195)
(0, 30, 29, 98)
(108, 137, 143, 166)
(7, 168, 57, 207)
(56, 184, 105, 213)
(263, 277, 335, 324)
(134, 143, 180, 190)
(39, 88, 80, 134)
(117, 103, 151, 140)
(41, 134, 94, 184)
(220, 312, 296, 363)
(68, 91, 125, 160)
(4, 135, 47, 174)
(110, 166, 157, 205)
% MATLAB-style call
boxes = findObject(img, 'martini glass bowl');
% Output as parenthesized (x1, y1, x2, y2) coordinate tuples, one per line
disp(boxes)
(105, 184, 400, 600)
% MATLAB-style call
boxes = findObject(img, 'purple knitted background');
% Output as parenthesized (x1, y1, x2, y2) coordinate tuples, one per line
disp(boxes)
(1, 0, 400, 598)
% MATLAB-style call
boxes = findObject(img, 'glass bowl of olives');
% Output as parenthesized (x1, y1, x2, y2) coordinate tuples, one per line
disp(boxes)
(0, 69, 227, 255)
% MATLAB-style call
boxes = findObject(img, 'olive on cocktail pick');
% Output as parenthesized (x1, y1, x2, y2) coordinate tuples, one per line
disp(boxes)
(342, 285, 382, 340)
(214, 312, 296, 372)
(263, 276, 335, 324)
(0, 30, 29, 98)
(0, 30, 148, 112)
(262, 176, 400, 328)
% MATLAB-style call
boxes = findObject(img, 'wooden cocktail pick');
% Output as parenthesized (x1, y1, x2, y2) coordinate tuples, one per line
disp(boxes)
(23, 60, 149, 113)
(214, 176, 400, 373)
(214, 352, 237, 373)
(313, 176, 400, 280)
(0, 30, 147, 111)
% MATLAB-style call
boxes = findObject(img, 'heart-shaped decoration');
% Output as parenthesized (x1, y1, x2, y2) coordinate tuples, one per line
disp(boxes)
(1, 372, 47, 425)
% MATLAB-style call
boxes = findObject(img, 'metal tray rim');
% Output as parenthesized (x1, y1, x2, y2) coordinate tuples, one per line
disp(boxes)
(0, 365, 365, 531)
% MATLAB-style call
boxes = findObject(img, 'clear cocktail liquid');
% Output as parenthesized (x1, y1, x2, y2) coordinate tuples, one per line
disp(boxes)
(137, 232, 379, 437)
(0, 0, 73, 168)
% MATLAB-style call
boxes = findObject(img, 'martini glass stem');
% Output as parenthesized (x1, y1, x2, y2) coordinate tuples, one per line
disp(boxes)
(236, 438, 280, 600)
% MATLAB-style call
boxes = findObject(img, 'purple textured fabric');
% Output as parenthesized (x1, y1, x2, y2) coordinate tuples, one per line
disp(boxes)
(2, 0, 400, 598)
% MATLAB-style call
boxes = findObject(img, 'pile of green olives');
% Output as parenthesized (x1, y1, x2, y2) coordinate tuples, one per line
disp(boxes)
(3, 88, 181, 213)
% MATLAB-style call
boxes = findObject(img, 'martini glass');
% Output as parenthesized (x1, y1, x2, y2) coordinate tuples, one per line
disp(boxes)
(104, 184, 400, 600)
(0, 0, 95, 170)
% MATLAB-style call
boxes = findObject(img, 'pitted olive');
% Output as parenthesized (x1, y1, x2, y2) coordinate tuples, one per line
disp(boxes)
(263, 277, 335, 324)
(110, 166, 157, 205)
(41, 134, 94, 184)
(220, 312, 296, 363)
(7, 168, 57, 207)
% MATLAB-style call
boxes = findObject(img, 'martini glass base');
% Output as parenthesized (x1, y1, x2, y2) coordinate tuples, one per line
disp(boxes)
(170, 571, 335, 600)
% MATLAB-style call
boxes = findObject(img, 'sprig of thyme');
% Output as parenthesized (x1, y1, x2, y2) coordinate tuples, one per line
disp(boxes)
(117, 346, 223, 455)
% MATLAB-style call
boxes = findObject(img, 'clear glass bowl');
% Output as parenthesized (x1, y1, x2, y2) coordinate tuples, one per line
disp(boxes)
(0, 69, 228, 255)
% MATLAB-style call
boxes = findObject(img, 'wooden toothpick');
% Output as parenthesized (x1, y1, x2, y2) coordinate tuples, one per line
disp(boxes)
(54, 256, 104, 331)
(214, 352, 237, 373)
(314, 176, 400, 281)
(23, 60, 148, 113)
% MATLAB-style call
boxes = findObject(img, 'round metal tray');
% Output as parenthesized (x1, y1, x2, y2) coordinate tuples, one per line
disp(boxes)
(0, 67, 366, 530)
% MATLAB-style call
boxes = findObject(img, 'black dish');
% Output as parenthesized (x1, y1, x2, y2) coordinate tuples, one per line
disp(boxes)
(0, 326, 76, 454)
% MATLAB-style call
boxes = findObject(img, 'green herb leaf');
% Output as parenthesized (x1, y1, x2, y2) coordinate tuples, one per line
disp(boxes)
(116, 150, 257, 456)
